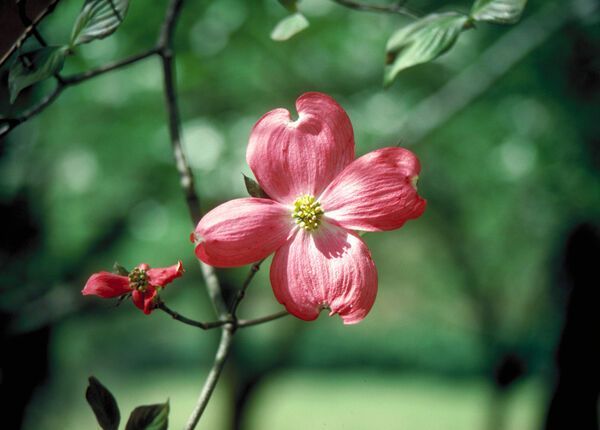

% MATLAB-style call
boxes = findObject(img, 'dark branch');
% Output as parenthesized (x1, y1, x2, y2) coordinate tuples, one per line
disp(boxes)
(331, 0, 419, 18)
(18, 0, 47, 47)
(17, 0, 66, 86)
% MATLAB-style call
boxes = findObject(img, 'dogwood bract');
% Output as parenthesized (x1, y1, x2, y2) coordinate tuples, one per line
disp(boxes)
(82, 262, 184, 314)
(194, 92, 425, 324)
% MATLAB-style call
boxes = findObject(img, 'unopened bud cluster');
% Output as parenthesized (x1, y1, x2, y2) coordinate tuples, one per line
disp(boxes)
(292, 194, 324, 231)
(129, 268, 149, 292)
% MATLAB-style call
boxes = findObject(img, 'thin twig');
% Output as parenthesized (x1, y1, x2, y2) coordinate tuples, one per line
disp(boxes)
(238, 310, 290, 328)
(157, 301, 225, 330)
(62, 48, 158, 85)
(230, 259, 265, 316)
(158, 300, 289, 331)
(331, 0, 419, 19)
(1, 48, 158, 140)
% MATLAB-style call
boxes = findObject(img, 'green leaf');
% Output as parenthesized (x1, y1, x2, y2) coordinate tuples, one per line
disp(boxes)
(113, 262, 129, 276)
(384, 13, 469, 86)
(85, 376, 121, 430)
(271, 12, 309, 41)
(70, 0, 130, 46)
(471, 0, 527, 24)
(8, 46, 68, 103)
(243, 174, 270, 198)
(125, 401, 169, 430)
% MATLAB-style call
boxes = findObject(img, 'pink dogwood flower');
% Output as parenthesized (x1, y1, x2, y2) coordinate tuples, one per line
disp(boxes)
(82, 262, 184, 314)
(194, 92, 425, 324)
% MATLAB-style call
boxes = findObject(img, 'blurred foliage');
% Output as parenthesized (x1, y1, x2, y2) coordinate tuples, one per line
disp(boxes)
(0, 0, 599, 429)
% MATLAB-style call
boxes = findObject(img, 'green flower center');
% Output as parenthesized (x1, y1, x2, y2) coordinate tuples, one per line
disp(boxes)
(128, 268, 149, 292)
(292, 194, 324, 231)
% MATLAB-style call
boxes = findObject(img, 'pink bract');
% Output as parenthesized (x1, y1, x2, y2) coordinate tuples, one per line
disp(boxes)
(83, 261, 184, 314)
(194, 92, 425, 324)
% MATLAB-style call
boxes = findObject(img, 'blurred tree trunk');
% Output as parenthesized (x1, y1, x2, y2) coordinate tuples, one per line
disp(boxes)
(545, 223, 600, 430)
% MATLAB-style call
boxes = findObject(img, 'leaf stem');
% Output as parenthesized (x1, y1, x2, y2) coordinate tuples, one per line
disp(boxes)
(230, 259, 265, 317)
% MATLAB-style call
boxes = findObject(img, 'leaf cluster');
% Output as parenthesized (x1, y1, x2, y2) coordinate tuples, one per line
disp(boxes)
(86, 376, 170, 430)
(271, 0, 528, 86)
(384, 0, 528, 85)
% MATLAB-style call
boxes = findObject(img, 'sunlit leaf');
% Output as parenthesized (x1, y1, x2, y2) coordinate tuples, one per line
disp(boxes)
(125, 401, 169, 430)
(471, 0, 528, 24)
(384, 13, 469, 86)
(271, 12, 309, 41)
(8, 46, 67, 103)
(85, 376, 121, 430)
(71, 0, 130, 46)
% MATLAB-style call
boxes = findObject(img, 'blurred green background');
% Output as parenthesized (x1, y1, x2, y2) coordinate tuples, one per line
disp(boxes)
(1, 0, 599, 429)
